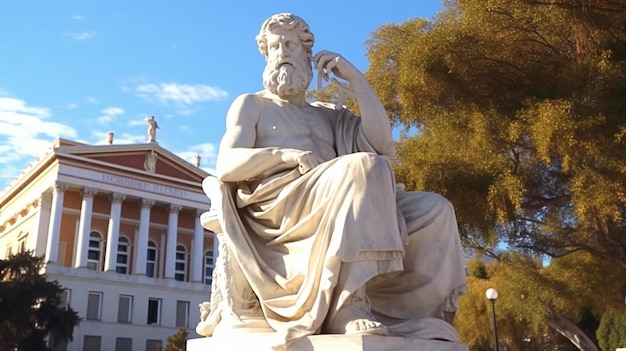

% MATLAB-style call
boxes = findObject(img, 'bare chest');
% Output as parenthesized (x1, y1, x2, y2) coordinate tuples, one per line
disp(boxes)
(255, 101, 336, 148)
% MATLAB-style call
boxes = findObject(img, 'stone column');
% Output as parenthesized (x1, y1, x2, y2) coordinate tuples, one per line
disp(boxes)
(104, 193, 126, 272)
(164, 205, 182, 279)
(35, 192, 53, 258)
(45, 182, 68, 263)
(74, 187, 98, 269)
(191, 210, 205, 283)
(135, 199, 154, 275)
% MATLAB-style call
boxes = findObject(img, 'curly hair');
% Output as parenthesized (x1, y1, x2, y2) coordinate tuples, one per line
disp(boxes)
(256, 13, 315, 60)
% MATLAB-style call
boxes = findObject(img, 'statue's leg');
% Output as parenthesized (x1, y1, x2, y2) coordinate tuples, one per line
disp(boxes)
(367, 190, 467, 325)
(321, 278, 388, 335)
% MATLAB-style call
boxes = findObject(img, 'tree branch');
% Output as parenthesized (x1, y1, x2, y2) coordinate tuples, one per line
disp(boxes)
(544, 305, 599, 351)
(521, 194, 571, 209)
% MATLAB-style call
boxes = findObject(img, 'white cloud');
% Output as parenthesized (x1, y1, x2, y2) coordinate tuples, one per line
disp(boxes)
(92, 130, 145, 145)
(72, 31, 96, 40)
(86, 96, 99, 104)
(66, 103, 78, 109)
(176, 142, 217, 169)
(0, 97, 77, 183)
(96, 106, 124, 124)
(102, 107, 124, 116)
(71, 15, 85, 20)
(135, 82, 228, 109)
(127, 119, 146, 127)
(96, 115, 112, 124)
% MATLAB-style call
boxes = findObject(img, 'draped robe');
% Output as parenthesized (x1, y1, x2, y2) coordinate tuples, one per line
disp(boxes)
(211, 105, 467, 348)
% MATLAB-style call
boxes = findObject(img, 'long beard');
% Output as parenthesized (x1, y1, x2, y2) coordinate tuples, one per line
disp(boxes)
(263, 56, 313, 97)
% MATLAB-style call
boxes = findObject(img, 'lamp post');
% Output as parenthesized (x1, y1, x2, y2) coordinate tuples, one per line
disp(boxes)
(486, 288, 500, 351)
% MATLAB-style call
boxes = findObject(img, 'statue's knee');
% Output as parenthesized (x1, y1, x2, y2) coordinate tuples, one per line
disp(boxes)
(358, 153, 393, 175)
(428, 193, 455, 215)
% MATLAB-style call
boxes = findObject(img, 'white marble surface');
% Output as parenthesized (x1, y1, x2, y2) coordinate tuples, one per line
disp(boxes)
(196, 12, 468, 350)
(187, 335, 469, 351)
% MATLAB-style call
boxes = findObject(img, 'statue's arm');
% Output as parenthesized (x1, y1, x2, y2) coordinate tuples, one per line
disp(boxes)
(216, 94, 320, 182)
(314, 51, 396, 157)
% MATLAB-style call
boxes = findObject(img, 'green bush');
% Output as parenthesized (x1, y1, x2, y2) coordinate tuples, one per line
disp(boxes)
(597, 309, 626, 351)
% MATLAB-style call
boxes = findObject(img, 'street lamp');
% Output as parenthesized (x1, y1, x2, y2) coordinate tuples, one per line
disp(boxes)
(486, 288, 500, 351)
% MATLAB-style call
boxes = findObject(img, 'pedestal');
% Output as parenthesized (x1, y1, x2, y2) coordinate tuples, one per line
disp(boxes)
(187, 334, 469, 351)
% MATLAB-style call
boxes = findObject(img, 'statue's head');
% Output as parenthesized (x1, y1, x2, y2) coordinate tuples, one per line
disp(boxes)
(256, 13, 315, 97)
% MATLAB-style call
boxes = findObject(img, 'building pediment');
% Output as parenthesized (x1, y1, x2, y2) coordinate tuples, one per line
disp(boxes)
(54, 141, 210, 183)
(0, 139, 212, 209)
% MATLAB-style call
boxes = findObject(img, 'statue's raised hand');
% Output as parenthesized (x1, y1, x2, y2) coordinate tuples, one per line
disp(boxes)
(313, 50, 362, 84)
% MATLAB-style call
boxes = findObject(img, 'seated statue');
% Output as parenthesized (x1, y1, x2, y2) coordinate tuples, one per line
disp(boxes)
(196, 13, 467, 350)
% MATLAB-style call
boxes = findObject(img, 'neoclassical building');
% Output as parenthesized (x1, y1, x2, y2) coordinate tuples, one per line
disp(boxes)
(0, 137, 215, 351)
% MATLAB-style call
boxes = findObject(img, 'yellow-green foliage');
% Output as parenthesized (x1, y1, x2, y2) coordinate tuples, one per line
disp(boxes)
(456, 252, 626, 351)
(366, 0, 626, 265)
(366, 2, 626, 347)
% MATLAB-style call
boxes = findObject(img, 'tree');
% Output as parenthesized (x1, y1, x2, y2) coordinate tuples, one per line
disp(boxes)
(0, 251, 80, 351)
(596, 309, 626, 351)
(364, 0, 626, 348)
(163, 327, 188, 351)
(366, 0, 626, 265)
(456, 252, 625, 351)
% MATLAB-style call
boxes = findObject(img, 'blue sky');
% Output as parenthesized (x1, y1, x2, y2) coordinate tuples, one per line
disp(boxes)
(0, 0, 442, 190)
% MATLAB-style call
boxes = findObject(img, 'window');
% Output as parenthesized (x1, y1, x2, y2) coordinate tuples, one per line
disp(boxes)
(174, 244, 187, 282)
(83, 335, 101, 351)
(116, 236, 130, 274)
(50, 290, 70, 350)
(175, 300, 189, 328)
(117, 295, 133, 323)
(147, 298, 161, 325)
(86, 292, 102, 321)
(87, 231, 103, 271)
(115, 337, 132, 351)
(145, 340, 162, 351)
(50, 329, 69, 351)
(204, 249, 214, 285)
(59, 289, 71, 309)
(146, 240, 158, 278)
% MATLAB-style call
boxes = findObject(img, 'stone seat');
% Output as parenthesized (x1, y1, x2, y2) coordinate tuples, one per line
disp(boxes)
(187, 333, 469, 351)
(200, 209, 221, 234)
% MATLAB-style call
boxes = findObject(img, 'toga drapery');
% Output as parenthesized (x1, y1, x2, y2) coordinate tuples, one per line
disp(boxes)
(210, 105, 467, 348)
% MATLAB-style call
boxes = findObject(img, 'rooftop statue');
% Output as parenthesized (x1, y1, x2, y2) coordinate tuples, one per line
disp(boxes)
(197, 13, 467, 350)
(145, 115, 159, 143)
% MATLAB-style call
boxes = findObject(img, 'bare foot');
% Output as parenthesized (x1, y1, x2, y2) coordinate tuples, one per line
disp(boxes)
(322, 288, 388, 336)
(345, 318, 388, 335)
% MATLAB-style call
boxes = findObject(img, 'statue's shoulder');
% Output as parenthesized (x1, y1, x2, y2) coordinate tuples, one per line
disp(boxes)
(232, 92, 266, 105)
(228, 93, 267, 115)
(309, 101, 351, 123)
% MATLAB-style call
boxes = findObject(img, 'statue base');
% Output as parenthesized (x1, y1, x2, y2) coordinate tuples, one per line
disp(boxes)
(187, 334, 469, 351)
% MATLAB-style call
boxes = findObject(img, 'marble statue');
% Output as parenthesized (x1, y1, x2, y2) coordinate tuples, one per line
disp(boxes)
(145, 115, 159, 143)
(196, 13, 467, 350)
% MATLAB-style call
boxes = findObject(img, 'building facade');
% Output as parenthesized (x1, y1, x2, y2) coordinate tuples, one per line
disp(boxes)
(0, 138, 216, 351)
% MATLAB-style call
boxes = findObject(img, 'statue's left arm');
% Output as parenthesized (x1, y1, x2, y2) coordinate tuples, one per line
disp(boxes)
(314, 50, 396, 157)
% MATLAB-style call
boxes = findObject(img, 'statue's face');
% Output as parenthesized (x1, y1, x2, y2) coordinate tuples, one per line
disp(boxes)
(265, 30, 306, 65)
(262, 29, 312, 97)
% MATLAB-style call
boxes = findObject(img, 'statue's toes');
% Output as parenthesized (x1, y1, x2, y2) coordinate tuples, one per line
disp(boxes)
(345, 319, 388, 336)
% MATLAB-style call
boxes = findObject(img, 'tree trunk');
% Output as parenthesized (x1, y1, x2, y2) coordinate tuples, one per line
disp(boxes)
(544, 306, 599, 351)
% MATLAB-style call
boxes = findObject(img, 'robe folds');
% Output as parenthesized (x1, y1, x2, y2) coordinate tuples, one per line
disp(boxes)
(211, 107, 467, 348)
